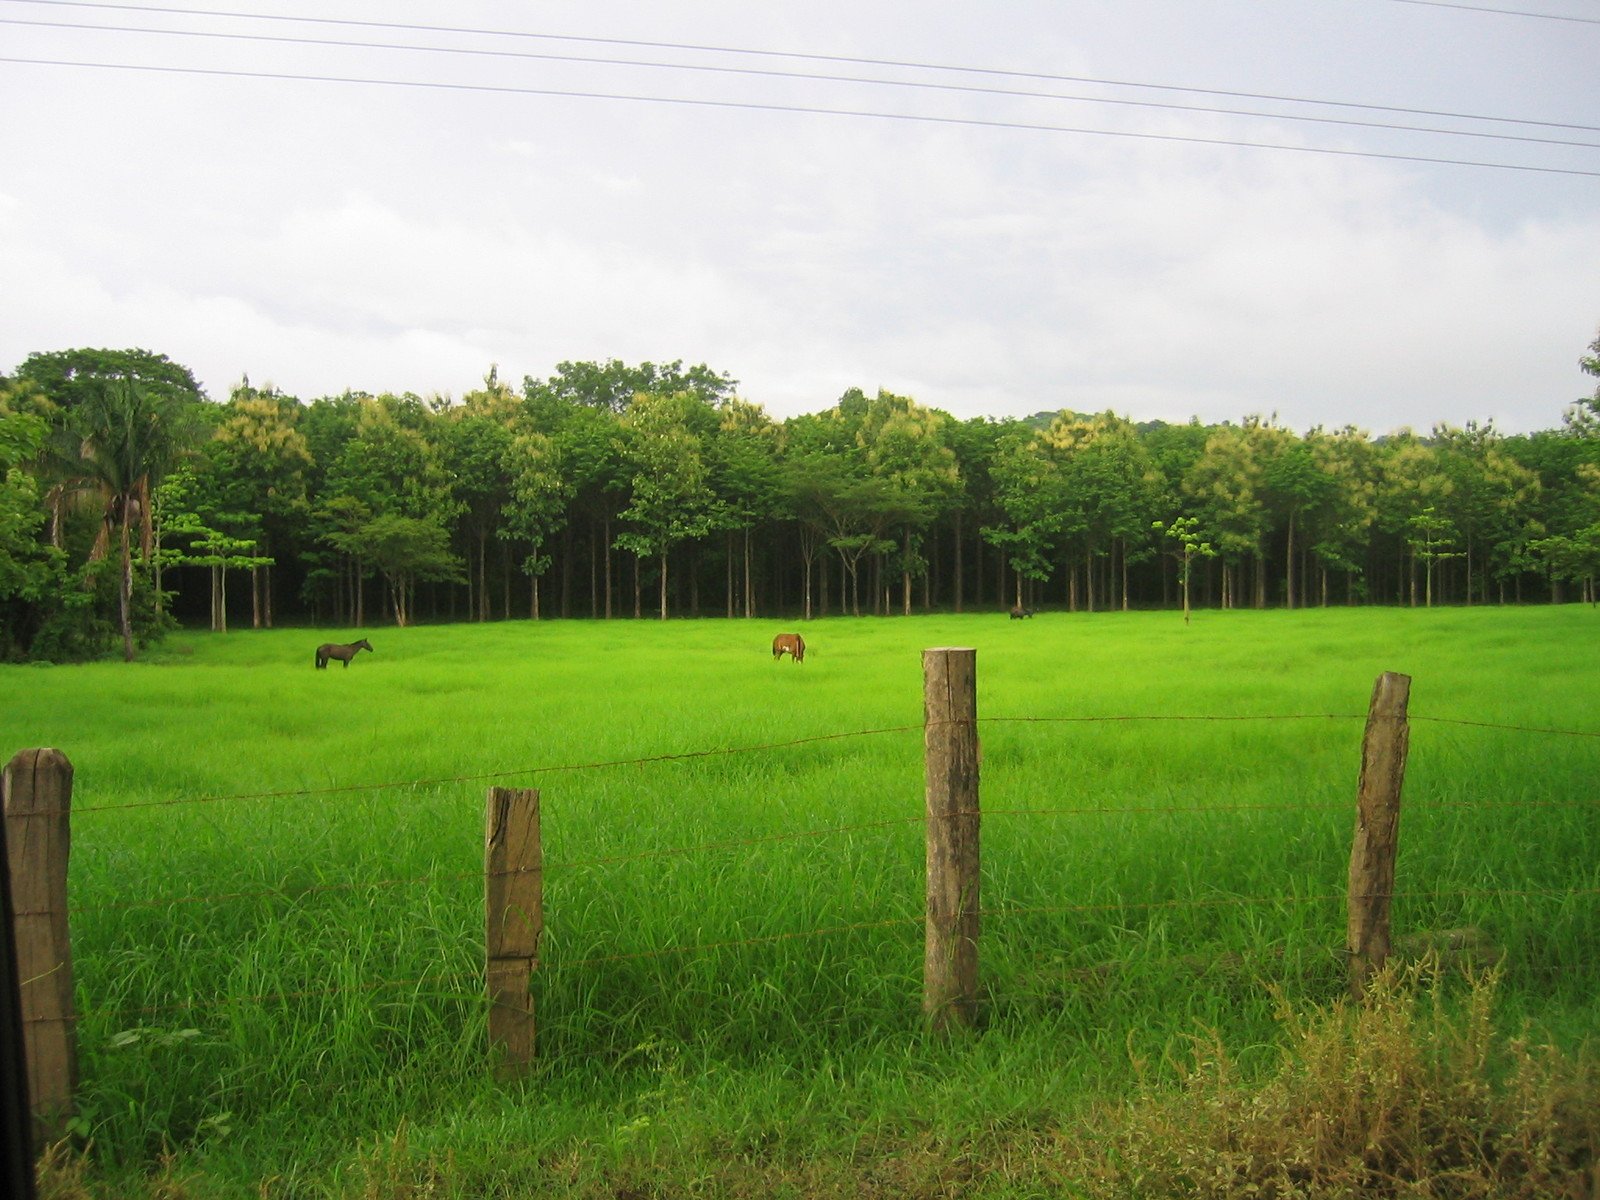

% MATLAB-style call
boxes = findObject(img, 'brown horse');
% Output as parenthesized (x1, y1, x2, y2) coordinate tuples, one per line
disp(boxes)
(315, 638, 373, 669)
(771, 633, 806, 663)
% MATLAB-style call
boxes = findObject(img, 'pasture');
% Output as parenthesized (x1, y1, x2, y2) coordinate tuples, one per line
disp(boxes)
(4, 606, 1600, 1196)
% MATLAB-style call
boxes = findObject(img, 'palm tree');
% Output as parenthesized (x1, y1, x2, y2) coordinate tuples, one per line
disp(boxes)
(74, 377, 195, 659)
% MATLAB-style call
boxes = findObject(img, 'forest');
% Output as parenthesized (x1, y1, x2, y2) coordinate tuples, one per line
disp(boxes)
(2, 339, 1598, 662)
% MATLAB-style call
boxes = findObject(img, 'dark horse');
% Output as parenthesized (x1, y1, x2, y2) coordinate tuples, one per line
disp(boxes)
(772, 633, 806, 663)
(315, 638, 373, 669)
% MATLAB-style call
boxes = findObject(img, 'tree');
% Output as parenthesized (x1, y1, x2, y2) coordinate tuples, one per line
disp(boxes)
(1258, 428, 1324, 610)
(346, 513, 462, 627)
(857, 390, 959, 615)
(14, 347, 206, 414)
(311, 495, 374, 626)
(1566, 327, 1600, 432)
(73, 376, 199, 659)
(208, 380, 310, 627)
(1529, 524, 1600, 604)
(1036, 411, 1159, 611)
(984, 425, 1074, 609)
(1152, 516, 1216, 624)
(521, 381, 631, 617)
(945, 417, 1009, 612)
(1403, 505, 1459, 608)
(1303, 427, 1378, 605)
(1433, 422, 1540, 604)
(499, 426, 569, 619)
(709, 397, 781, 618)
(442, 388, 515, 621)
(315, 394, 460, 623)
(0, 389, 70, 658)
(1183, 424, 1270, 610)
(615, 391, 718, 619)
(1377, 433, 1453, 606)
(530, 359, 735, 414)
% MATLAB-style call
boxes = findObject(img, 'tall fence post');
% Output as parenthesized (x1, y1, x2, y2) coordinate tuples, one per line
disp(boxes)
(923, 647, 980, 1033)
(2, 748, 76, 1147)
(1347, 672, 1411, 998)
(485, 786, 541, 1079)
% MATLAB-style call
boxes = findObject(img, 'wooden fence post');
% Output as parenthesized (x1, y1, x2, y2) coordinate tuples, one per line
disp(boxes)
(1347, 672, 1411, 998)
(485, 786, 541, 1079)
(924, 647, 980, 1033)
(2, 748, 76, 1146)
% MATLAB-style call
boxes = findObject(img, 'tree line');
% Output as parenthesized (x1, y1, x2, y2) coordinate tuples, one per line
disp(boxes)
(2, 339, 1598, 661)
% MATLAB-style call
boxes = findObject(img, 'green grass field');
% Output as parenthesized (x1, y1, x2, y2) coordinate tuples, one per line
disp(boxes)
(5, 607, 1600, 1196)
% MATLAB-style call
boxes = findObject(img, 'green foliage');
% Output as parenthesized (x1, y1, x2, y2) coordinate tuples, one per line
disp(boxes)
(1153, 515, 1216, 623)
(14, 346, 206, 410)
(1568, 326, 1600, 431)
(7, 346, 1600, 649)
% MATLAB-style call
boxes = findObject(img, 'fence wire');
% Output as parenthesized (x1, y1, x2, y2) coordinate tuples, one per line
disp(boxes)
(64, 710, 1600, 816)
(22, 706, 1599, 1031)
(70, 883, 1600, 1024)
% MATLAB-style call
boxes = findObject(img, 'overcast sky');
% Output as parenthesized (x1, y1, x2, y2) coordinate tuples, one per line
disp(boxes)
(3, 0, 1597, 435)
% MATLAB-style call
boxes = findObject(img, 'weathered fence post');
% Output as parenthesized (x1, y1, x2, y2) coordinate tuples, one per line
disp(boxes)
(924, 647, 980, 1033)
(1347, 672, 1411, 998)
(2, 749, 76, 1146)
(2, 787, 41, 1199)
(485, 786, 541, 1079)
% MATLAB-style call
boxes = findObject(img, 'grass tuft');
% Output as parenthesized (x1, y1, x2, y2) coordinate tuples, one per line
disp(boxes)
(1076, 962, 1600, 1199)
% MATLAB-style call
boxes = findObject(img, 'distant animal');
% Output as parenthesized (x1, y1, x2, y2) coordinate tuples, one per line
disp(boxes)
(772, 632, 806, 663)
(1009, 605, 1035, 620)
(315, 638, 373, 669)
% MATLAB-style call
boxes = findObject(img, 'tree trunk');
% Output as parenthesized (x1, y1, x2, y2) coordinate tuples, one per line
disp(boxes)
(1285, 511, 1296, 610)
(658, 551, 669, 620)
(952, 516, 964, 613)
(902, 528, 913, 616)
(803, 548, 814, 621)
(560, 525, 573, 618)
(589, 519, 599, 617)
(605, 514, 615, 619)
(478, 529, 489, 621)
(118, 515, 134, 660)
(743, 527, 753, 618)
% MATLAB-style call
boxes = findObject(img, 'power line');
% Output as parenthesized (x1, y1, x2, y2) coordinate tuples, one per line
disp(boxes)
(8, 0, 1597, 134)
(1387, 0, 1600, 25)
(5, 55, 1598, 179)
(8, 14, 1600, 151)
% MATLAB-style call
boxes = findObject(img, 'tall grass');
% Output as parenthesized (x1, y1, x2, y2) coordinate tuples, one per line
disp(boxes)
(4, 606, 1599, 1193)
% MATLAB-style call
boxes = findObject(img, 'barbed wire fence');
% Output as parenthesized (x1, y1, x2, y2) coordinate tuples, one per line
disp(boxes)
(5, 653, 1599, 1138)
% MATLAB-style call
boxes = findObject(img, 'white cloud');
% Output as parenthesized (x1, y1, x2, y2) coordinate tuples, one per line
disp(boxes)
(2, 2, 1596, 433)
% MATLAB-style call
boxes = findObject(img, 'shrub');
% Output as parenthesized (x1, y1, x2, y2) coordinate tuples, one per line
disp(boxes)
(1079, 962, 1599, 1198)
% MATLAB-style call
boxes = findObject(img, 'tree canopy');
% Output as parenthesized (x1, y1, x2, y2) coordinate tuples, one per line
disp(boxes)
(3, 337, 1598, 659)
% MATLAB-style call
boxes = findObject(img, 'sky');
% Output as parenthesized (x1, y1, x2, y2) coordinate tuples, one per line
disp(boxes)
(2, 0, 1598, 436)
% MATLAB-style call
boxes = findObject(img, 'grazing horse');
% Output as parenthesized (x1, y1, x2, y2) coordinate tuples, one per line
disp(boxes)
(771, 633, 806, 663)
(1009, 605, 1035, 619)
(315, 638, 373, 669)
